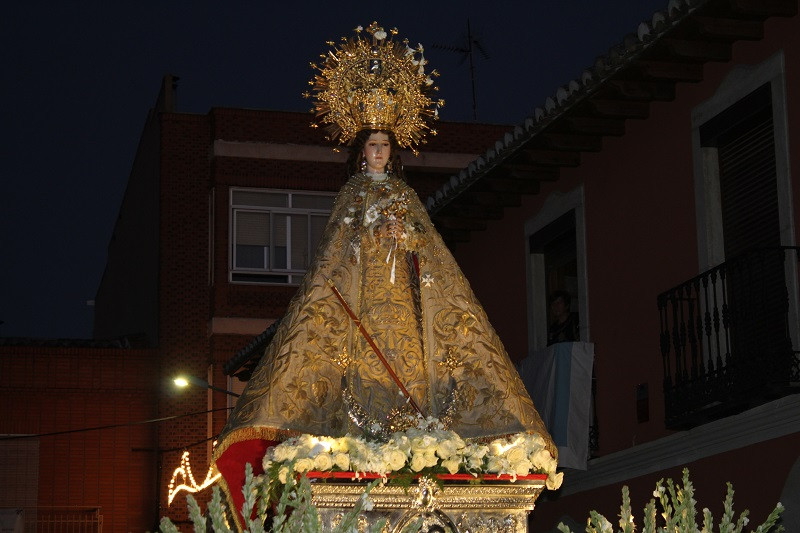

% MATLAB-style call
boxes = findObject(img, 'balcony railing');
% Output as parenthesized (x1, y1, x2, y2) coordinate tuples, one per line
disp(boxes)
(658, 247, 800, 429)
(19, 507, 103, 532)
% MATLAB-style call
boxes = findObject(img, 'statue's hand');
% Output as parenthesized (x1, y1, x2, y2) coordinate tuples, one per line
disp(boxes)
(385, 220, 405, 240)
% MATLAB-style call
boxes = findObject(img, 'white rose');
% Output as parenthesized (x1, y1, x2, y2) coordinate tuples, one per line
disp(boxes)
(441, 458, 461, 474)
(294, 458, 314, 473)
(386, 449, 407, 471)
(278, 466, 290, 483)
(506, 446, 527, 464)
(423, 451, 438, 468)
(436, 439, 458, 460)
(333, 452, 350, 471)
(272, 445, 291, 462)
(512, 458, 533, 476)
(313, 453, 333, 471)
(530, 449, 553, 470)
(546, 471, 564, 490)
(410, 453, 427, 472)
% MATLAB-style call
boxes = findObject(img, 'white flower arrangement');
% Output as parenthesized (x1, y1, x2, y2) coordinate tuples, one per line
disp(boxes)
(262, 417, 563, 491)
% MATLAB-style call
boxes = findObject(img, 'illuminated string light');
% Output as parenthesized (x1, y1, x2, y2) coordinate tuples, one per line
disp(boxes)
(167, 449, 222, 505)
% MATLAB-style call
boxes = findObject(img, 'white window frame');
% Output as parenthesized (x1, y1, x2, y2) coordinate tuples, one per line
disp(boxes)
(690, 51, 799, 354)
(229, 187, 336, 285)
(524, 186, 590, 353)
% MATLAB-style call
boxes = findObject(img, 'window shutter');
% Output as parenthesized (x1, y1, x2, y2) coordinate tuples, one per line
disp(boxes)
(236, 212, 269, 246)
(718, 114, 780, 258)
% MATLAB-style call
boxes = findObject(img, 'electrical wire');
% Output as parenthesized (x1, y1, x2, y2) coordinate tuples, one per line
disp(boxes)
(0, 406, 233, 441)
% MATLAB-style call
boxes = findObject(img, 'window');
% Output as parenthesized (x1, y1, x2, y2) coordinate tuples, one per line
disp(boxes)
(523, 187, 595, 466)
(692, 52, 794, 270)
(230, 188, 336, 284)
(529, 210, 580, 346)
(524, 186, 589, 351)
(691, 52, 799, 358)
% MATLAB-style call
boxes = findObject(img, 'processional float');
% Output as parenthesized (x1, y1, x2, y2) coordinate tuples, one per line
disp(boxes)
(212, 22, 562, 533)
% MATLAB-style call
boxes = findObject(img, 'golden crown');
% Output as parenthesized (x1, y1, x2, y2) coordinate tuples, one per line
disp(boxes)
(305, 22, 443, 149)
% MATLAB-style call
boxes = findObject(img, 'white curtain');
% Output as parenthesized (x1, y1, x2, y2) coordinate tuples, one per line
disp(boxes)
(518, 342, 594, 470)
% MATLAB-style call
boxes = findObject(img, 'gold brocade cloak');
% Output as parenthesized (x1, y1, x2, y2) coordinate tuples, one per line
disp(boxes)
(216, 173, 554, 454)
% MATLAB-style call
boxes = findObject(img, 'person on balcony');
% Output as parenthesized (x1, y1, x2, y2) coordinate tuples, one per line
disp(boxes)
(547, 290, 579, 345)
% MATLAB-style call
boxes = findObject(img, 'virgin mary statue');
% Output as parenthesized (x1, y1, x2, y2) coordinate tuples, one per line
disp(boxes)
(214, 21, 555, 522)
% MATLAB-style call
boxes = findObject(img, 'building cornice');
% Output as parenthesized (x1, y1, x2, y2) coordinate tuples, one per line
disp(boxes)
(561, 394, 800, 495)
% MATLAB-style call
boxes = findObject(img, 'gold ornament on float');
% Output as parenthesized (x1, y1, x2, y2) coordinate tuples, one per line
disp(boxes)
(305, 21, 443, 150)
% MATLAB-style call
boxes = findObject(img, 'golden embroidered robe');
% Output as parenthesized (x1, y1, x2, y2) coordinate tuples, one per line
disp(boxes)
(216, 172, 553, 454)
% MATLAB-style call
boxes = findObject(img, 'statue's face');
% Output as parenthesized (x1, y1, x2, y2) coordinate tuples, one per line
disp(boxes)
(362, 132, 391, 173)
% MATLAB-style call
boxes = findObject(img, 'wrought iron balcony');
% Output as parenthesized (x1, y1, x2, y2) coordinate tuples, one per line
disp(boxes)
(658, 247, 800, 429)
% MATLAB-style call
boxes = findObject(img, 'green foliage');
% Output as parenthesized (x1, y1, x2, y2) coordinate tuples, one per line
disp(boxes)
(209, 487, 234, 533)
(159, 516, 180, 533)
(187, 493, 208, 532)
(159, 462, 418, 532)
(557, 468, 784, 533)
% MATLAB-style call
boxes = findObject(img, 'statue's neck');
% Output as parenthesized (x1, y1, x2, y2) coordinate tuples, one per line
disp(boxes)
(365, 171, 388, 182)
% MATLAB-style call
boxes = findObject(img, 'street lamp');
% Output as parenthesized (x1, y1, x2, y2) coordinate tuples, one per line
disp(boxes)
(173, 375, 240, 397)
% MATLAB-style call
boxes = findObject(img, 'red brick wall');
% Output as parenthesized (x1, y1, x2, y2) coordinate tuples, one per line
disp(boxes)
(0, 345, 159, 532)
(212, 109, 329, 145)
(157, 112, 217, 522)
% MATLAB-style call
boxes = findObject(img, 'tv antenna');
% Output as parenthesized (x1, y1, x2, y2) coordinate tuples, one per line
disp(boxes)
(433, 18, 489, 121)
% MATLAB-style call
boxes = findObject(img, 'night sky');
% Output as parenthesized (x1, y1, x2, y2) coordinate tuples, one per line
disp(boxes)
(1, 1, 665, 339)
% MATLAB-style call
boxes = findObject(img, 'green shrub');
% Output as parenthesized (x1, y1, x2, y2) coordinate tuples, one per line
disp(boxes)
(557, 468, 784, 533)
